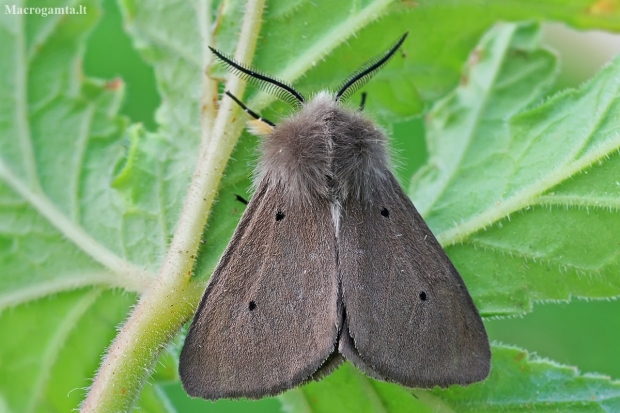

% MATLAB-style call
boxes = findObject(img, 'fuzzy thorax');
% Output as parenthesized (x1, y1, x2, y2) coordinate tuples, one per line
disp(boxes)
(252, 92, 391, 204)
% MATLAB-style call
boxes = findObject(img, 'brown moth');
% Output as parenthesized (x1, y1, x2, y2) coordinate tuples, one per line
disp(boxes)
(179, 34, 491, 400)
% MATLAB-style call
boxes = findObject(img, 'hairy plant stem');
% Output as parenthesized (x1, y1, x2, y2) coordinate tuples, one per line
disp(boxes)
(80, 0, 266, 410)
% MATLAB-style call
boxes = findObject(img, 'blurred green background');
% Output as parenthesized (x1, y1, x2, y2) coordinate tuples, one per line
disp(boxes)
(83, 0, 620, 410)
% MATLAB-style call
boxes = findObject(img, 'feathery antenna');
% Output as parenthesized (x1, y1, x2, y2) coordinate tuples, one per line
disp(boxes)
(210, 47, 305, 107)
(335, 33, 408, 103)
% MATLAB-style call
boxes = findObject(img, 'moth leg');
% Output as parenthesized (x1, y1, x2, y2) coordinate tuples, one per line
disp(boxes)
(225, 91, 275, 126)
(358, 92, 367, 111)
(234, 194, 249, 205)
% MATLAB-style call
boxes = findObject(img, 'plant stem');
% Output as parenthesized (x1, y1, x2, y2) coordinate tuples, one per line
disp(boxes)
(80, 0, 266, 410)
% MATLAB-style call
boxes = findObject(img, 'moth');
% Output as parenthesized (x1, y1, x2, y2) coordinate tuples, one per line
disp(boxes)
(179, 33, 491, 400)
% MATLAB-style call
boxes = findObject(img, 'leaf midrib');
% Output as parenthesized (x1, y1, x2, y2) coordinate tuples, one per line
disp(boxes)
(420, 24, 517, 217)
(535, 194, 620, 209)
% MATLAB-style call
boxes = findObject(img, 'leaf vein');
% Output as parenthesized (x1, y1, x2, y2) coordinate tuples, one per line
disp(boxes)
(155, 151, 169, 246)
(72, 104, 95, 222)
(573, 76, 620, 160)
(25, 288, 102, 413)
(0, 159, 152, 285)
(351, 367, 388, 413)
(468, 236, 620, 275)
(25, 0, 83, 62)
(14, 10, 41, 192)
(0, 271, 146, 312)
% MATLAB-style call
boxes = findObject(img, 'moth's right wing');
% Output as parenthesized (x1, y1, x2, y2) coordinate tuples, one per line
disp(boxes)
(338, 174, 490, 388)
(179, 181, 339, 400)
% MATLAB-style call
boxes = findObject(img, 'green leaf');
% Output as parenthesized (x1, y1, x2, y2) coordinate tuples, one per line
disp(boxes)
(281, 345, 620, 413)
(279, 363, 432, 413)
(428, 345, 620, 412)
(410, 21, 620, 315)
(138, 384, 176, 413)
(260, 0, 620, 122)
(0, 0, 169, 411)
(2, 0, 620, 411)
(0, 0, 166, 300)
(0, 289, 134, 412)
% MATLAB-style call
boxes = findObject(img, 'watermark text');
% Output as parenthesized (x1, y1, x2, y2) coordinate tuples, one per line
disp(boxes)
(5, 5, 87, 17)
